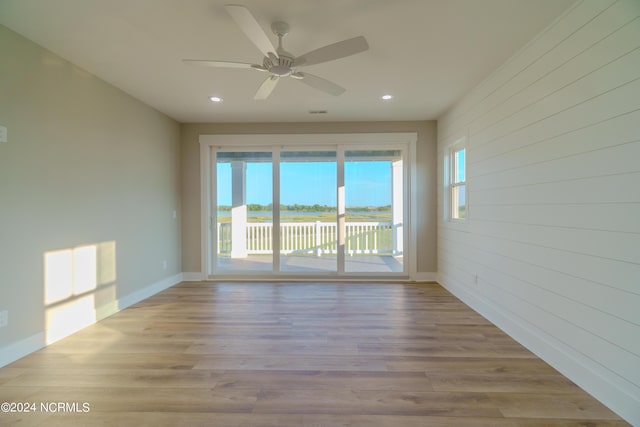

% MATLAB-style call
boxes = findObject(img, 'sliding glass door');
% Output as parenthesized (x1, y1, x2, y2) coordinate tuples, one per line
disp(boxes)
(344, 149, 404, 273)
(280, 150, 337, 273)
(208, 140, 409, 277)
(215, 151, 273, 273)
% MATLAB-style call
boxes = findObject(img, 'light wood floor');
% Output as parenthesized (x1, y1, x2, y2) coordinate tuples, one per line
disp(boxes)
(0, 282, 629, 426)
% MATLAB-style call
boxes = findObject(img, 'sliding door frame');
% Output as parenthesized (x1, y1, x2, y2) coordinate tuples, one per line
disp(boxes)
(199, 132, 418, 281)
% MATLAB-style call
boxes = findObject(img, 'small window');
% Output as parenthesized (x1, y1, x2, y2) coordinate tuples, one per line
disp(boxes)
(451, 147, 466, 220)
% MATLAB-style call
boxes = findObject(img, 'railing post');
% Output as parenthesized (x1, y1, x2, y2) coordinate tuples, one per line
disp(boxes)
(315, 221, 321, 257)
(230, 161, 247, 258)
(392, 159, 403, 256)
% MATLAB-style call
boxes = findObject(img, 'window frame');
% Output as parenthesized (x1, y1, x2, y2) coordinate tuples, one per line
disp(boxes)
(449, 140, 467, 221)
(199, 132, 418, 280)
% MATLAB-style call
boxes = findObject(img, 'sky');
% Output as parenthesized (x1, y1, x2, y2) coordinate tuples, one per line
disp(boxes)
(455, 148, 466, 183)
(217, 161, 392, 207)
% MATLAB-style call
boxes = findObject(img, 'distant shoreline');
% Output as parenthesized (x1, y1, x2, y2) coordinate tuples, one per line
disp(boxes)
(217, 210, 389, 216)
(216, 211, 392, 223)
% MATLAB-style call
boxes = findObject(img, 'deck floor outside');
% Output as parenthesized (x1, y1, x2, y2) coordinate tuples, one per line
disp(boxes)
(216, 254, 404, 273)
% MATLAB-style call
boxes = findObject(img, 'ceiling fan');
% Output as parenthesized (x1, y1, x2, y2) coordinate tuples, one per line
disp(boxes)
(183, 4, 369, 100)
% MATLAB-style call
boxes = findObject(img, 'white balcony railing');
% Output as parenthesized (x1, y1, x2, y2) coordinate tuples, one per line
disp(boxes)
(217, 221, 397, 256)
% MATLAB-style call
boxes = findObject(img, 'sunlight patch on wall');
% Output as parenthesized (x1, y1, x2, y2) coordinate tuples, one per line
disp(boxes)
(44, 249, 74, 305)
(45, 294, 96, 345)
(44, 241, 117, 345)
(72, 245, 97, 294)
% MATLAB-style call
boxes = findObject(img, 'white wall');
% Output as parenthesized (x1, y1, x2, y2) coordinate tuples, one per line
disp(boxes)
(437, 0, 640, 424)
(0, 25, 182, 365)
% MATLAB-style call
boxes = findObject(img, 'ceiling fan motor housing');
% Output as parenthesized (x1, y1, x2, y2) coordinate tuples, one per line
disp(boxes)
(264, 54, 294, 76)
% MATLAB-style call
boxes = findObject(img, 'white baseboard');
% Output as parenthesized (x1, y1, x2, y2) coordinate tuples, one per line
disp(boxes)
(0, 332, 45, 368)
(411, 272, 438, 282)
(437, 274, 640, 426)
(182, 271, 205, 281)
(0, 273, 183, 368)
(185, 272, 437, 282)
(117, 273, 183, 310)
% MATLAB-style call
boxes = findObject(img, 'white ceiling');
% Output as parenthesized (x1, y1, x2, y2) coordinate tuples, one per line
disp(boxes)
(0, 0, 575, 123)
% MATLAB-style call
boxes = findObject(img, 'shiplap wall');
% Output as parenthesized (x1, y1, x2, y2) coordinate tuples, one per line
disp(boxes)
(437, 0, 640, 423)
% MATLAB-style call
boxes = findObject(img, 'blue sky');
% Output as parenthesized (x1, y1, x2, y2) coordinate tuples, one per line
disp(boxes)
(455, 148, 466, 182)
(217, 161, 391, 207)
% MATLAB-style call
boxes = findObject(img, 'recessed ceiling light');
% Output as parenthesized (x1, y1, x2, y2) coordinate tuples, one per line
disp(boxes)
(381, 94, 393, 100)
(209, 96, 223, 103)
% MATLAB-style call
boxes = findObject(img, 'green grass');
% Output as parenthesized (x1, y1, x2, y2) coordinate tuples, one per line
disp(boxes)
(217, 212, 392, 223)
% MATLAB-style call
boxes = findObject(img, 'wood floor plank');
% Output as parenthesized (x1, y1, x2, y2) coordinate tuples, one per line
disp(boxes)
(488, 392, 625, 420)
(193, 354, 390, 371)
(23, 386, 259, 413)
(253, 389, 503, 417)
(0, 281, 628, 426)
(185, 340, 360, 356)
(301, 414, 631, 427)
(215, 370, 434, 392)
(8, 352, 199, 370)
(386, 356, 560, 375)
(2, 368, 224, 388)
(357, 342, 536, 358)
(428, 373, 582, 393)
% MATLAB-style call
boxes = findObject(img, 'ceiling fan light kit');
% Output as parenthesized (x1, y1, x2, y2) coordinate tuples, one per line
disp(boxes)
(183, 4, 369, 100)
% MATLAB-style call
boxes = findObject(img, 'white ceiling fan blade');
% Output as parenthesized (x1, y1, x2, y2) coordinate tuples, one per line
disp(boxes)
(293, 36, 369, 67)
(182, 59, 256, 69)
(297, 72, 345, 96)
(254, 75, 279, 100)
(225, 4, 277, 59)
